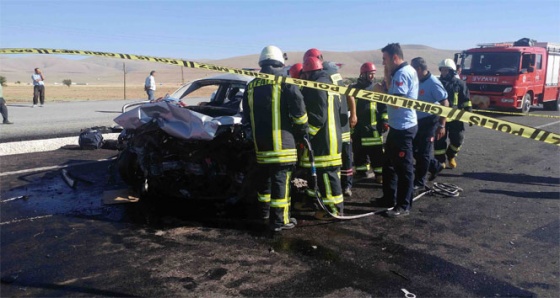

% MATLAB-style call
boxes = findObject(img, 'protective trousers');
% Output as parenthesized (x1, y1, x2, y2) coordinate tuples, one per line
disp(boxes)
(255, 164, 293, 228)
(413, 117, 438, 188)
(307, 166, 344, 215)
(340, 141, 353, 190)
(434, 120, 464, 163)
(382, 125, 417, 211)
(352, 129, 383, 176)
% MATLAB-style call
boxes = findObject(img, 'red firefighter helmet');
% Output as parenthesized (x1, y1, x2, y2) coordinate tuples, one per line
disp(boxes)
(302, 56, 323, 72)
(303, 48, 323, 61)
(360, 62, 377, 74)
(289, 63, 303, 79)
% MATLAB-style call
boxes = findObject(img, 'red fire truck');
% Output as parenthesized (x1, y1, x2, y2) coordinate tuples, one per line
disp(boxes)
(456, 38, 560, 113)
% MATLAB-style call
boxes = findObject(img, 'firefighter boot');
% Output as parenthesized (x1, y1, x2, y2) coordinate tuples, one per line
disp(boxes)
(314, 203, 343, 221)
(374, 172, 383, 184)
(270, 206, 296, 232)
(448, 157, 457, 169)
(259, 202, 270, 221)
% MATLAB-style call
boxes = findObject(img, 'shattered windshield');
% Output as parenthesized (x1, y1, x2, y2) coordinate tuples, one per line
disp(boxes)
(462, 52, 521, 75)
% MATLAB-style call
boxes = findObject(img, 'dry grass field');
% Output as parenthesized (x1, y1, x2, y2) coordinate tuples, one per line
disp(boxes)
(2, 84, 184, 102)
(2, 45, 459, 103)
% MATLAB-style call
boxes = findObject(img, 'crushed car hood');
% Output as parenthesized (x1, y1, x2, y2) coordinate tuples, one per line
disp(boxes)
(114, 102, 241, 141)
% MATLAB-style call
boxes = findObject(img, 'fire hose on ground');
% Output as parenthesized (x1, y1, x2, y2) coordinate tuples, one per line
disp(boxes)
(300, 136, 463, 220)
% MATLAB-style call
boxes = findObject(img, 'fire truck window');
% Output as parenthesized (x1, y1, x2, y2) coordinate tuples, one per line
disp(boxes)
(536, 55, 543, 69)
(521, 54, 535, 72)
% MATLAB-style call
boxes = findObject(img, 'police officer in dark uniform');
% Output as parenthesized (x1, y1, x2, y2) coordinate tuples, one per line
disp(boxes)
(434, 59, 472, 169)
(242, 45, 308, 232)
(299, 56, 344, 219)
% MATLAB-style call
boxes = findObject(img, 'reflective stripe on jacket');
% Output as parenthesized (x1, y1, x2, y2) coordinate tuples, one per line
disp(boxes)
(300, 70, 342, 168)
(242, 65, 308, 165)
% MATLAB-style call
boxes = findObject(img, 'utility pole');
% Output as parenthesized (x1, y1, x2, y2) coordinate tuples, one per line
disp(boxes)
(181, 66, 184, 84)
(123, 62, 127, 100)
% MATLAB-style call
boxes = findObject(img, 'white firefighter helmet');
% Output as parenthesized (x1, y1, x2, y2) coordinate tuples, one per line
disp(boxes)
(258, 45, 285, 67)
(438, 58, 457, 71)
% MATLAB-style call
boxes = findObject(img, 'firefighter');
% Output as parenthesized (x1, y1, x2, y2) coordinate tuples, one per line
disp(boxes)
(241, 45, 308, 232)
(289, 63, 303, 79)
(349, 62, 387, 184)
(434, 58, 472, 169)
(299, 56, 344, 219)
(303, 48, 356, 197)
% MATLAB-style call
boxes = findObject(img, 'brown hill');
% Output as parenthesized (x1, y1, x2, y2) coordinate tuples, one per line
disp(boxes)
(0, 45, 458, 86)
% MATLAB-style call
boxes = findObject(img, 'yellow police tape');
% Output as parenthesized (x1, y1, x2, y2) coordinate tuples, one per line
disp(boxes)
(2, 48, 559, 146)
(472, 109, 560, 119)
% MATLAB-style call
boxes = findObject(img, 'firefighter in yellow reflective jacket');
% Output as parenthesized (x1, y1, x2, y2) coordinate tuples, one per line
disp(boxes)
(299, 56, 343, 219)
(434, 59, 472, 169)
(303, 48, 356, 197)
(349, 62, 388, 183)
(242, 46, 308, 232)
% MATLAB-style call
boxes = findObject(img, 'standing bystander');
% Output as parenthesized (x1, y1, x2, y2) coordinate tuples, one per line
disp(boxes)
(145, 70, 156, 101)
(1, 84, 13, 124)
(31, 68, 45, 107)
(371, 43, 419, 218)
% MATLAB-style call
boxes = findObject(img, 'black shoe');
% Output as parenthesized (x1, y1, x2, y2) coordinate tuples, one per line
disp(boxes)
(2, 120, 13, 124)
(428, 163, 444, 181)
(386, 207, 410, 218)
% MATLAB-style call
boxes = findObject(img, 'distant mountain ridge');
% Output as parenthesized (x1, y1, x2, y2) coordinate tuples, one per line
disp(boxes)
(0, 45, 459, 85)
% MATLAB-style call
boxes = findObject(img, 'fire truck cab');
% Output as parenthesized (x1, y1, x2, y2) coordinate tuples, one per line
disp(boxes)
(456, 38, 560, 113)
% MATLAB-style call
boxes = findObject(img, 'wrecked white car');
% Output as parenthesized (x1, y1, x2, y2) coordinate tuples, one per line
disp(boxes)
(113, 74, 257, 203)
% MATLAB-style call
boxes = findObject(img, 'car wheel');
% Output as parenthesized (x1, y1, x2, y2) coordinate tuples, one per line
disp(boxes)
(117, 149, 142, 186)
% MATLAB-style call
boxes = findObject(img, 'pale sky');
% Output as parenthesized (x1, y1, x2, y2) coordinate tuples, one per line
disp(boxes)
(1, 0, 559, 60)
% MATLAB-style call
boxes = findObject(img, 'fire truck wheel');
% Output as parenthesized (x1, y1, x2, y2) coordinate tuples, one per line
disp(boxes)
(521, 93, 531, 114)
(543, 96, 559, 111)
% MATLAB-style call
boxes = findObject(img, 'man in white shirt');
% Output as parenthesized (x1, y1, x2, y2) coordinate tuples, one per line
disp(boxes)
(144, 70, 156, 100)
(31, 68, 45, 107)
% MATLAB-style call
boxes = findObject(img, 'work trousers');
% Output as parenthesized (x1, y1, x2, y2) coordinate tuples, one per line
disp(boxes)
(33, 85, 45, 105)
(340, 141, 353, 190)
(434, 120, 464, 163)
(146, 89, 155, 101)
(255, 164, 293, 228)
(382, 125, 417, 211)
(413, 117, 438, 188)
(307, 166, 344, 215)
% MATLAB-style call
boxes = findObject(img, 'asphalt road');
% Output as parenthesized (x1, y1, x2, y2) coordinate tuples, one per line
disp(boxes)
(1, 105, 559, 297)
(0, 100, 142, 142)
